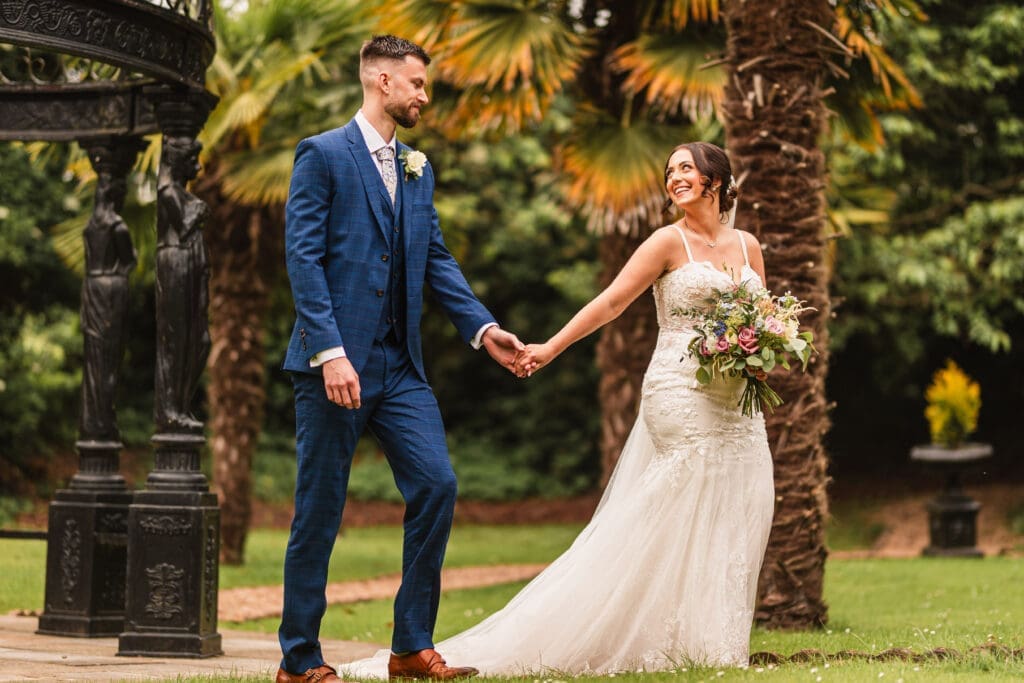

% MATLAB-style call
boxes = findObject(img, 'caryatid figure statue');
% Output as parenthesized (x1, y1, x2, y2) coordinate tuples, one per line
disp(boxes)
(154, 135, 211, 434)
(79, 144, 138, 444)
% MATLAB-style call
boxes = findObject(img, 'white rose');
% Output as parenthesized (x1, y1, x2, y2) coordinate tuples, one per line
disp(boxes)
(403, 150, 427, 179)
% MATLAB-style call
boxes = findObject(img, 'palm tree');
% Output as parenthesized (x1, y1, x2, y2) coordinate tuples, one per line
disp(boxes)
(717, 0, 835, 632)
(719, 0, 922, 629)
(197, 0, 371, 563)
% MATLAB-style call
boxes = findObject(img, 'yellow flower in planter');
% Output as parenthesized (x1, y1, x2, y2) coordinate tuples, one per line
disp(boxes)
(924, 360, 981, 448)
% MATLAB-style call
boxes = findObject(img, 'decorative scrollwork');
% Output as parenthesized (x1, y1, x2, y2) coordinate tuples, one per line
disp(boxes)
(59, 519, 81, 606)
(144, 562, 185, 619)
(139, 513, 193, 535)
(0, 0, 214, 87)
(203, 520, 217, 629)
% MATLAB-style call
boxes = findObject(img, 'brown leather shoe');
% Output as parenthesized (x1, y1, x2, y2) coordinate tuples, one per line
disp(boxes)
(275, 664, 343, 683)
(388, 649, 479, 680)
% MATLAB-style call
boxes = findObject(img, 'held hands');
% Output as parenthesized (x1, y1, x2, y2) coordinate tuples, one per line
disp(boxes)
(480, 326, 555, 379)
(322, 356, 361, 409)
(482, 326, 526, 375)
(513, 343, 554, 378)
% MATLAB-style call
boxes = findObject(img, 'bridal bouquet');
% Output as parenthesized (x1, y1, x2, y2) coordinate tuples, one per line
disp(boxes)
(676, 282, 815, 418)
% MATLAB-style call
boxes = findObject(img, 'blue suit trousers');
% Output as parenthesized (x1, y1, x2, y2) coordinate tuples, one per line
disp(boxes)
(279, 339, 457, 673)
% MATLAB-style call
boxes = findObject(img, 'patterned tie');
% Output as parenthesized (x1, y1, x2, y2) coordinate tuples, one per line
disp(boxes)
(376, 145, 397, 204)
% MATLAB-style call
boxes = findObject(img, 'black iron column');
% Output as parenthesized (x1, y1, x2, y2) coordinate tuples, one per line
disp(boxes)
(38, 135, 146, 637)
(119, 87, 222, 658)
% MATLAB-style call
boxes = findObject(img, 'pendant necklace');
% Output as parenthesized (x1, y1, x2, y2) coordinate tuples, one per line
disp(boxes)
(683, 216, 718, 248)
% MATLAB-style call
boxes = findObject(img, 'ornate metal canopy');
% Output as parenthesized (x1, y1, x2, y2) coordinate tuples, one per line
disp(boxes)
(4, 0, 223, 657)
(0, 0, 215, 140)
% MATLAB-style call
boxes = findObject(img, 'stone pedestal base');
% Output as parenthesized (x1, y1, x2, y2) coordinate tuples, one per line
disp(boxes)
(911, 443, 991, 559)
(923, 494, 983, 558)
(118, 489, 222, 658)
(37, 489, 131, 637)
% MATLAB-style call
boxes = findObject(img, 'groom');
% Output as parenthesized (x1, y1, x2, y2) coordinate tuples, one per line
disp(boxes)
(277, 35, 524, 683)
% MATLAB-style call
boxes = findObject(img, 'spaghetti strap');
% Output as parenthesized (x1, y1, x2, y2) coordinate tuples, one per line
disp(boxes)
(736, 229, 750, 267)
(671, 224, 694, 263)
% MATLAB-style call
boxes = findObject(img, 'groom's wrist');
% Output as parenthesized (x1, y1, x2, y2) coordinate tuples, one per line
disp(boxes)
(471, 322, 498, 349)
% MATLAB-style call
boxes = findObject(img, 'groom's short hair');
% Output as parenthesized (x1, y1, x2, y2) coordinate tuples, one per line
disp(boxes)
(360, 35, 431, 69)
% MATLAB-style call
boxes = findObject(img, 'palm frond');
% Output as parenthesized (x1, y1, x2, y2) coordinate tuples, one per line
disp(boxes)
(372, 0, 458, 52)
(219, 147, 297, 206)
(135, 134, 162, 178)
(429, 83, 546, 135)
(437, 1, 588, 103)
(613, 34, 727, 120)
(50, 211, 88, 276)
(637, 0, 721, 31)
(204, 48, 322, 150)
(562, 112, 689, 234)
(835, 5, 925, 107)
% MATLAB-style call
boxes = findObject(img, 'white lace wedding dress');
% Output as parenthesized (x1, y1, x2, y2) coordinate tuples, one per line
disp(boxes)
(343, 227, 774, 677)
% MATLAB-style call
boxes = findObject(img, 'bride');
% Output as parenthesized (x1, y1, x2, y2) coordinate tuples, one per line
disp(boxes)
(343, 141, 775, 678)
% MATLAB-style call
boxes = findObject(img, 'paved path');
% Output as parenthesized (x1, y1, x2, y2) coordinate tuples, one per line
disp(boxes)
(0, 614, 377, 682)
(0, 563, 548, 681)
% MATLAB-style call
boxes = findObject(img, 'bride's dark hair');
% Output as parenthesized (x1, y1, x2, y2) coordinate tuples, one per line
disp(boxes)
(662, 142, 738, 221)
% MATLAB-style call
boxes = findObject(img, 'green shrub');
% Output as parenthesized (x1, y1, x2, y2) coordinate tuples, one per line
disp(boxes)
(0, 309, 81, 493)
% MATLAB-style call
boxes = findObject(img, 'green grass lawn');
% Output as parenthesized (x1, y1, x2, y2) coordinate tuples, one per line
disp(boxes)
(218, 524, 585, 589)
(5, 524, 1024, 682)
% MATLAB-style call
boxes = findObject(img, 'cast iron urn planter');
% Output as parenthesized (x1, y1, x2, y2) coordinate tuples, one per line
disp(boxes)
(910, 442, 992, 557)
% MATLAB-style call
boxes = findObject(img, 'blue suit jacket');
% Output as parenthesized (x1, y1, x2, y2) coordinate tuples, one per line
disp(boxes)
(283, 119, 494, 380)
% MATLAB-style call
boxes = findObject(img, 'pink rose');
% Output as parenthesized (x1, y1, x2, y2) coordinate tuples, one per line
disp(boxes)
(699, 339, 712, 356)
(765, 316, 785, 335)
(737, 327, 759, 354)
(715, 336, 731, 353)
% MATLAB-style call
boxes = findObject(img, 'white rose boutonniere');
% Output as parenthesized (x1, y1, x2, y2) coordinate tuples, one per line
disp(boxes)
(400, 149, 427, 181)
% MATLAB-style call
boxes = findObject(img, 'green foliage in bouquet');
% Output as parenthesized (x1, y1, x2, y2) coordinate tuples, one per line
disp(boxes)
(924, 360, 981, 449)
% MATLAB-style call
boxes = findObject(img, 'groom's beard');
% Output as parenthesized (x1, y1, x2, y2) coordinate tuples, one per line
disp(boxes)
(387, 102, 421, 129)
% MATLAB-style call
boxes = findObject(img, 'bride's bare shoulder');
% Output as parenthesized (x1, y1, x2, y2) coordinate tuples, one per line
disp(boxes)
(650, 224, 686, 244)
(734, 228, 761, 248)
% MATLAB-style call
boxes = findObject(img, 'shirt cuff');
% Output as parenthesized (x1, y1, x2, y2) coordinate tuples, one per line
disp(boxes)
(310, 346, 346, 367)
(471, 323, 498, 350)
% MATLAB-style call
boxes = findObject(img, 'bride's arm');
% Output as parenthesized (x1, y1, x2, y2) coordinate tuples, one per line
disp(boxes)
(518, 228, 677, 374)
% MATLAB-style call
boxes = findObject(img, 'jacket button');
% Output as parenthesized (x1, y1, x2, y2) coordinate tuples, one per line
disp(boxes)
(381, 254, 389, 262)
(376, 289, 384, 297)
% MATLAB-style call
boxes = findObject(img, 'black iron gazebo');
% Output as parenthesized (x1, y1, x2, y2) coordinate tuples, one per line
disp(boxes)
(1, 0, 222, 657)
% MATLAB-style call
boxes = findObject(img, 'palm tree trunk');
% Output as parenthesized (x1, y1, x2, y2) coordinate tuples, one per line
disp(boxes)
(197, 170, 280, 565)
(722, 0, 835, 629)
(595, 229, 658, 485)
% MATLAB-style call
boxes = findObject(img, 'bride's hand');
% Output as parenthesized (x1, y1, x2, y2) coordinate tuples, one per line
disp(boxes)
(515, 343, 554, 377)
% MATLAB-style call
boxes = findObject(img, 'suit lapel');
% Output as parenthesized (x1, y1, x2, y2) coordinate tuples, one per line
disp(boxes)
(396, 142, 416, 255)
(344, 122, 393, 240)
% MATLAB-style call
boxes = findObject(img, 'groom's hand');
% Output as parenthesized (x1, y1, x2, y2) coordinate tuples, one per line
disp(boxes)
(323, 357, 361, 409)
(482, 326, 526, 375)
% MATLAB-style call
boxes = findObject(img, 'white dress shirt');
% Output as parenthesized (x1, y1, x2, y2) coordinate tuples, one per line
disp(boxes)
(310, 110, 495, 367)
